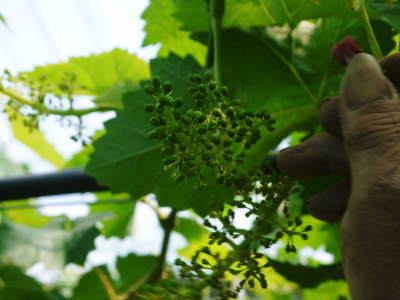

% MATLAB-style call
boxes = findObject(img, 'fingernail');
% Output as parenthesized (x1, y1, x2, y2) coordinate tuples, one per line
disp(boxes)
(343, 53, 393, 110)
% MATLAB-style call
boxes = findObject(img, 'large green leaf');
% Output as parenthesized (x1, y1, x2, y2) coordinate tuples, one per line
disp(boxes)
(85, 88, 163, 198)
(174, 0, 355, 32)
(72, 265, 110, 300)
(268, 259, 343, 288)
(141, 0, 207, 65)
(115, 254, 157, 291)
(370, 0, 400, 32)
(0, 264, 52, 300)
(0, 214, 108, 269)
(220, 29, 318, 170)
(90, 192, 135, 238)
(23, 49, 149, 108)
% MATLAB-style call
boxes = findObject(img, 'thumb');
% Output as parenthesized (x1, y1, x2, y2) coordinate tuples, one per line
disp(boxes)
(339, 53, 400, 152)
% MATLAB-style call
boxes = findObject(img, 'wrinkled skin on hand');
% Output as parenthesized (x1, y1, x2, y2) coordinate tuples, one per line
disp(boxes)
(277, 52, 400, 299)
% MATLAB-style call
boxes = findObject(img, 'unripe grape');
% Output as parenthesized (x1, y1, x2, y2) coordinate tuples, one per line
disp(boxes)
(174, 97, 183, 108)
(152, 76, 161, 88)
(145, 104, 155, 112)
(162, 81, 173, 94)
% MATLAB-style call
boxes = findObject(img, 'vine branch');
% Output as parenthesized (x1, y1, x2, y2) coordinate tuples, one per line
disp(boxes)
(95, 267, 119, 300)
(210, 0, 225, 87)
(360, 0, 383, 58)
(148, 208, 177, 283)
(0, 85, 115, 116)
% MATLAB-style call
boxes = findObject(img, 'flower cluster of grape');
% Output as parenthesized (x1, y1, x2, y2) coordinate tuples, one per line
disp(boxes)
(174, 170, 312, 299)
(144, 72, 275, 189)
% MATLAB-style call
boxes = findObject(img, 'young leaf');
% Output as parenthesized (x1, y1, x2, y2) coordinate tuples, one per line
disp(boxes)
(141, 0, 207, 65)
(116, 254, 157, 291)
(22, 49, 150, 108)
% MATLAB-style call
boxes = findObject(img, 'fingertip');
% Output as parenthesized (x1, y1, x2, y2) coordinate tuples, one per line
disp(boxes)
(342, 53, 393, 110)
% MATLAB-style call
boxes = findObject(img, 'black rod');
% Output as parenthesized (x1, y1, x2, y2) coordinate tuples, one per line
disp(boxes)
(0, 169, 108, 201)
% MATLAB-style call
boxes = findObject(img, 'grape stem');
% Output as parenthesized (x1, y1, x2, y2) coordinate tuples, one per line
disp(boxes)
(0, 85, 115, 116)
(360, 0, 383, 58)
(210, 0, 225, 87)
(148, 209, 177, 283)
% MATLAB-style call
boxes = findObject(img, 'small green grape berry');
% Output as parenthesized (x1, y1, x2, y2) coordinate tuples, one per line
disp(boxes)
(162, 156, 177, 166)
(262, 110, 270, 120)
(159, 96, 173, 106)
(234, 135, 243, 142)
(197, 126, 207, 134)
(226, 107, 235, 118)
(231, 99, 241, 106)
(205, 71, 213, 81)
(152, 76, 161, 88)
(223, 139, 232, 147)
(145, 104, 155, 112)
(162, 81, 173, 94)
(236, 158, 244, 163)
(218, 119, 227, 128)
(144, 85, 155, 96)
(198, 84, 206, 93)
(204, 143, 213, 150)
(237, 127, 247, 136)
(149, 117, 160, 127)
(212, 110, 221, 118)
(220, 86, 229, 96)
(244, 117, 253, 126)
(223, 149, 234, 155)
(211, 135, 221, 145)
(189, 74, 202, 83)
(194, 92, 204, 101)
(227, 130, 235, 138)
(304, 225, 312, 232)
(301, 234, 308, 240)
(208, 81, 216, 90)
(174, 97, 183, 108)
(195, 111, 206, 123)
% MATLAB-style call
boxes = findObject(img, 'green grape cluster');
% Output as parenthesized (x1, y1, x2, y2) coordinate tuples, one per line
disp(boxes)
(1, 69, 91, 145)
(144, 72, 275, 188)
(173, 170, 312, 299)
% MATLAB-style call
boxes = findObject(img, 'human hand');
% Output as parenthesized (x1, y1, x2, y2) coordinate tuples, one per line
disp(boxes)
(277, 52, 400, 299)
